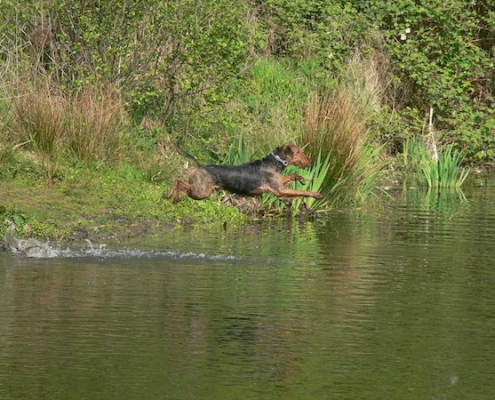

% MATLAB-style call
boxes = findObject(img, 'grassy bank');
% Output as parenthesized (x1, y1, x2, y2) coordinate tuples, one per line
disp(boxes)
(0, 169, 246, 242)
(0, 53, 386, 242)
(1, 1, 491, 227)
(1, 56, 473, 242)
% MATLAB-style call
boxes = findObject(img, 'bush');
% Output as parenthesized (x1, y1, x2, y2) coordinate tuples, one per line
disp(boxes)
(357, 1, 495, 161)
(50, 0, 249, 121)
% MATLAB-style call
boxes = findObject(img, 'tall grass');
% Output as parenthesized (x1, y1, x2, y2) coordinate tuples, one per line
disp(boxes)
(301, 53, 385, 206)
(403, 138, 469, 188)
(11, 76, 130, 164)
(14, 79, 66, 154)
(302, 89, 382, 204)
(65, 85, 130, 163)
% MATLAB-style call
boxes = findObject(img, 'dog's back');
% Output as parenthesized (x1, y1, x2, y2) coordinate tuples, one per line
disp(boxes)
(203, 157, 277, 195)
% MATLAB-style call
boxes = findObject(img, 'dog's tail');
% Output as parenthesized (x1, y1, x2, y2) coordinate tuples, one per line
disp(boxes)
(175, 136, 201, 167)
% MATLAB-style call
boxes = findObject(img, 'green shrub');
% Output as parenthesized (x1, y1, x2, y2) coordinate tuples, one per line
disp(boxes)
(49, 0, 249, 121)
(358, 1, 495, 161)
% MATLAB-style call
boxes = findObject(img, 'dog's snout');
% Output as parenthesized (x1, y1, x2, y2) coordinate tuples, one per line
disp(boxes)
(294, 152, 312, 168)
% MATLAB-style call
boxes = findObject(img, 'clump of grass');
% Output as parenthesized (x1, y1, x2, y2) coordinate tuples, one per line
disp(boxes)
(11, 76, 130, 165)
(302, 89, 382, 206)
(13, 79, 66, 154)
(65, 84, 130, 163)
(403, 138, 469, 188)
(302, 54, 384, 206)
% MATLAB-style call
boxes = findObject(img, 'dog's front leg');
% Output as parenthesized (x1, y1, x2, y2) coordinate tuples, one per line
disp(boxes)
(277, 188, 324, 199)
(250, 184, 323, 199)
(282, 174, 306, 186)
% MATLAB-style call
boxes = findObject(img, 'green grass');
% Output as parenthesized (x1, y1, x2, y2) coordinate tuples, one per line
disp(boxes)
(0, 167, 247, 241)
(403, 138, 469, 188)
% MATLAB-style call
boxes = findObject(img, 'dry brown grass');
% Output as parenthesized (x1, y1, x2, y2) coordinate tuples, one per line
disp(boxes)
(14, 79, 66, 154)
(304, 88, 368, 182)
(302, 53, 386, 203)
(12, 76, 130, 164)
(65, 84, 130, 163)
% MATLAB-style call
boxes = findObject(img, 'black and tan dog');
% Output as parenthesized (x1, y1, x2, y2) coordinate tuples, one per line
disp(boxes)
(163, 141, 323, 203)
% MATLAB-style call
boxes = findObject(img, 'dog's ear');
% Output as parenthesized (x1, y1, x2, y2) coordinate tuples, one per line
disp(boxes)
(283, 143, 299, 159)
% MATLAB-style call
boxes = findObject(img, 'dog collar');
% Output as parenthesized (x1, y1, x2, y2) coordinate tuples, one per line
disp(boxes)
(271, 152, 289, 166)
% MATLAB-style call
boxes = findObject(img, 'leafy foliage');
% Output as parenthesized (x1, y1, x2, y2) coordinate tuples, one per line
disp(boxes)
(356, 1, 495, 161)
(2, 0, 495, 162)
(4, 0, 249, 123)
(258, 0, 371, 69)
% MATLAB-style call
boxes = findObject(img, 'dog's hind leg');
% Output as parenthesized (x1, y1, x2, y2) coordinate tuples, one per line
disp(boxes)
(163, 180, 191, 203)
(164, 169, 219, 202)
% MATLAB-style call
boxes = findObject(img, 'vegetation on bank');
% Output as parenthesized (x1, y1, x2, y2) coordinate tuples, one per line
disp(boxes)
(1, 0, 492, 239)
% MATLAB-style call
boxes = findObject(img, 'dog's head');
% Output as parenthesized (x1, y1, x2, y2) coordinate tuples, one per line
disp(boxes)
(281, 143, 312, 168)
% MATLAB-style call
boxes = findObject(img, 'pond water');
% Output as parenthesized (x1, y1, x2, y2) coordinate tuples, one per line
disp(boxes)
(2, 176, 495, 399)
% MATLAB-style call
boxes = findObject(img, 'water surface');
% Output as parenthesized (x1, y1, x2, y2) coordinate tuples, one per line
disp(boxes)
(1, 177, 495, 399)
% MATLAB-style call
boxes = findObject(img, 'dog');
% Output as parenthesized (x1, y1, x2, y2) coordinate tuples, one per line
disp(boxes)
(163, 141, 324, 203)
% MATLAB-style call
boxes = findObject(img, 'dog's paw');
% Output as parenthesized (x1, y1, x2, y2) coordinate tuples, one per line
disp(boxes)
(295, 175, 306, 185)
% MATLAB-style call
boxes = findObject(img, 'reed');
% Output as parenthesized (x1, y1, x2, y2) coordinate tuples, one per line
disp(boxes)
(404, 138, 469, 188)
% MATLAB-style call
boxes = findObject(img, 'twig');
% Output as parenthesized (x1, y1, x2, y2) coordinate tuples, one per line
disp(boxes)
(428, 106, 438, 162)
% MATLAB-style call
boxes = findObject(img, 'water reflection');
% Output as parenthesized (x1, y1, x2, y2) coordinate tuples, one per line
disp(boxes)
(2, 180, 495, 399)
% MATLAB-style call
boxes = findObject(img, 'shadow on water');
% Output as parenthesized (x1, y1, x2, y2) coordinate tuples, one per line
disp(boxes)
(2, 177, 495, 399)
